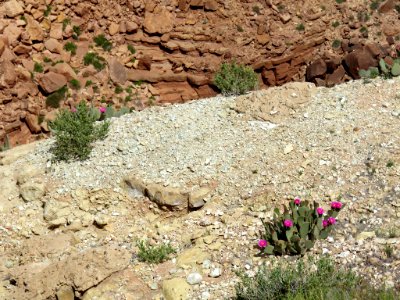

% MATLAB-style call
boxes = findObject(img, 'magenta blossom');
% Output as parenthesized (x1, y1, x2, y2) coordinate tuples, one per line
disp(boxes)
(71, 107, 77, 113)
(99, 107, 107, 113)
(294, 198, 301, 206)
(283, 219, 293, 228)
(258, 239, 268, 248)
(331, 201, 342, 210)
(322, 220, 329, 228)
(316, 207, 324, 215)
(328, 217, 336, 225)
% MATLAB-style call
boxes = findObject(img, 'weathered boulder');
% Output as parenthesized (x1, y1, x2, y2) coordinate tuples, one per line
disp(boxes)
(162, 278, 192, 300)
(3, 0, 24, 18)
(306, 59, 327, 81)
(37, 72, 67, 93)
(143, 9, 174, 34)
(109, 58, 127, 84)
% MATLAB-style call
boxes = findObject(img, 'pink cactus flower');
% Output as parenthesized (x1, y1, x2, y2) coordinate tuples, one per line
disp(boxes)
(71, 107, 77, 113)
(283, 219, 293, 228)
(316, 207, 324, 215)
(331, 201, 342, 210)
(328, 217, 336, 225)
(322, 220, 329, 228)
(294, 198, 301, 205)
(258, 239, 268, 248)
(99, 107, 106, 113)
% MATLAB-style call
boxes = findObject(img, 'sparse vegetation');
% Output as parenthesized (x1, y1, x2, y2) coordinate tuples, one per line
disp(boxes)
(296, 23, 305, 31)
(34, 62, 44, 73)
(49, 101, 109, 162)
(235, 256, 398, 300)
(332, 39, 342, 49)
(64, 42, 77, 55)
(214, 61, 258, 96)
(85, 80, 93, 87)
(0, 135, 10, 152)
(94, 34, 112, 52)
(44, 5, 52, 17)
(127, 44, 136, 54)
(43, 57, 52, 63)
(69, 79, 81, 90)
(114, 85, 123, 94)
(384, 244, 394, 258)
(252, 6, 261, 14)
(136, 240, 176, 264)
(46, 85, 68, 108)
(236, 25, 244, 32)
(386, 160, 394, 168)
(332, 21, 340, 28)
(370, 1, 380, 10)
(62, 18, 71, 31)
(335, 0, 346, 3)
(83, 52, 106, 71)
(72, 25, 81, 40)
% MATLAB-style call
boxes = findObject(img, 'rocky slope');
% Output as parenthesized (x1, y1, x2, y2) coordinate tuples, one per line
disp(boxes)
(0, 77, 399, 299)
(1, 0, 400, 147)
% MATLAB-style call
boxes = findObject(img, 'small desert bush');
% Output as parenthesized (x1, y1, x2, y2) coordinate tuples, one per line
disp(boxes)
(83, 52, 106, 71)
(235, 256, 398, 300)
(136, 240, 176, 264)
(94, 34, 112, 52)
(214, 62, 258, 96)
(64, 42, 77, 55)
(49, 102, 109, 162)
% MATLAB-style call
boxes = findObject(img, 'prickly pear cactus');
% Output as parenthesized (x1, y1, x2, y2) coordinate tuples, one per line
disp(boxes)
(258, 198, 344, 256)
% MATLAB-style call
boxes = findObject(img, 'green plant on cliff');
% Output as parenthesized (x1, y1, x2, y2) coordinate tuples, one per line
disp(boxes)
(64, 42, 77, 55)
(45, 85, 68, 108)
(214, 62, 258, 96)
(83, 52, 106, 71)
(0, 135, 11, 152)
(136, 240, 176, 264)
(49, 101, 109, 162)
(94, 34, 112, 52)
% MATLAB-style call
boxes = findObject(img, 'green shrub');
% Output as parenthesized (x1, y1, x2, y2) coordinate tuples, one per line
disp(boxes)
(46, 85, 68, 108)
(127, 44, 136, 54)
(34, 62, 44, 73)
(332, 39, 341, 49)
(72, 25, 81, 40)
(235, 256, 398, 300)
(296, 23, 305, 31)
(94, 34, 112, 52)
(44, 5, 52, 17)
(214, 62, 258, 96)
(83, 52, 106, 71)
(62, 18, 71, 31)
(64, 42, 77, 55)
(332, 21, 340, 28)
(43, 57, 52, 63)
(0, 135, 11, 152)
(85, 80, 93, 87)
(136, 240, 176, 264)
(258, 198, 344, 256)
(49, 101, 109, 161)
(114, 85, 123, 94)
(69, 79, 81, 90)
